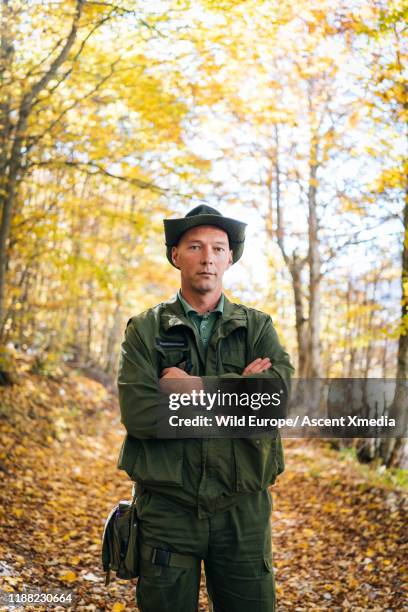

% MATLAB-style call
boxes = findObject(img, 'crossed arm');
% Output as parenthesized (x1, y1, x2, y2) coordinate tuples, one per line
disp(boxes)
(119, 317, 294, 438)
(160, 357, 272, 393)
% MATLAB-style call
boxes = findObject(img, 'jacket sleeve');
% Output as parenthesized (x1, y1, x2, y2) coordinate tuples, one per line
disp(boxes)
(245, 314, 295, 392)
(203, 315, 295, 397)
(117, 318, 161, 439)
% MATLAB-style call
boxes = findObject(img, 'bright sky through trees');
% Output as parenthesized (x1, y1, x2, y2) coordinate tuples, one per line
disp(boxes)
(0, 0, 406, 385)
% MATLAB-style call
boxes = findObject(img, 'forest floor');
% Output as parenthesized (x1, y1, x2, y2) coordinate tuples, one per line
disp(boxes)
(0, 359, 406, 611)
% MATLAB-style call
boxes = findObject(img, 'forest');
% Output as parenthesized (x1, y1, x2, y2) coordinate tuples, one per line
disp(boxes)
(0, 0, 406, 610)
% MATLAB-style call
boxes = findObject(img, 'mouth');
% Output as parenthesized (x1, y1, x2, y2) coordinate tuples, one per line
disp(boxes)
(198, 272, 215, 276)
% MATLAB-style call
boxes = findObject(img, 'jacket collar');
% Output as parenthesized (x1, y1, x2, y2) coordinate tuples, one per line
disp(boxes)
(177, 289, 224, 317)
(160, 293, 246, 332)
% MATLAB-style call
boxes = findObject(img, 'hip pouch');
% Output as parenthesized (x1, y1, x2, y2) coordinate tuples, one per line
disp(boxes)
(101, 485, 139, 585)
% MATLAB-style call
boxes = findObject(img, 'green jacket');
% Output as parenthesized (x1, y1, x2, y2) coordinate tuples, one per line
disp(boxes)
(117, 294, 294, 517)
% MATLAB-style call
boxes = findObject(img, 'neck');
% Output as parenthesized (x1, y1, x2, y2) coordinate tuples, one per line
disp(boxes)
(180, 287, 222, 314)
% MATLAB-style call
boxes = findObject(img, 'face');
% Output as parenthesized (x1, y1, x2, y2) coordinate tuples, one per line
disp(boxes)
(171, 225, 233, 295)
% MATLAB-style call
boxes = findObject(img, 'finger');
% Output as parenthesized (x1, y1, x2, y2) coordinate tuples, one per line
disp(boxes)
(249, 358, 271, 370)
(243, 365, 264, 375)
(174, 367, 190, 378)
(255, 357, 271, 365)
(162, 367, 183, 378)
(246, 357, 268, 369)
(250, 365, 269, 373)
(243, 360, 271, 375)
(247, 358, 262, 367)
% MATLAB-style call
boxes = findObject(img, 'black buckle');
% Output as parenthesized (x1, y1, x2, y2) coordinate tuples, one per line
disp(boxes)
(151, 548, 171, 566)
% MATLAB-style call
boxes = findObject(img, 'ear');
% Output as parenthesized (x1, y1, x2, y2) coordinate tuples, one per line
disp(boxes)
(171, 246, 180, 269)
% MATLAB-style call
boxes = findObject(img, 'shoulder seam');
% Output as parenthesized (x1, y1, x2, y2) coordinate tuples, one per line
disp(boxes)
(126, 301, 166, 323)
(237, 304, 270, 319)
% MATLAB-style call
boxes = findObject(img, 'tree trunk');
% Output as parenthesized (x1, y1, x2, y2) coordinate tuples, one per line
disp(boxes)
(0, 0, 83, 337)
(267, 127, 310, 377)
(378, 172, 408, 468)
(288, 256, 309, 377)
(307, 133, 322, 378)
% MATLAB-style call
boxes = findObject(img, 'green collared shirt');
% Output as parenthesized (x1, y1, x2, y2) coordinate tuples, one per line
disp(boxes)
(177, 290, 224, 353)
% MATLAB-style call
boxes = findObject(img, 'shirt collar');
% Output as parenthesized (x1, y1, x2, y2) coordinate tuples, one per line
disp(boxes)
(177, 289, 224, 317)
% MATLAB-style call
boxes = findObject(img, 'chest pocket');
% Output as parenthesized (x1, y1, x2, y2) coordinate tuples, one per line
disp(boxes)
(219, 327, 247, 374)
(155, 337, 192, 374)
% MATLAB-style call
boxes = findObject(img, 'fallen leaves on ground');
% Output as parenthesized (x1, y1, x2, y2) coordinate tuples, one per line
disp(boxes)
(0, 362, 406, 611)
(272, 442, 407, 611)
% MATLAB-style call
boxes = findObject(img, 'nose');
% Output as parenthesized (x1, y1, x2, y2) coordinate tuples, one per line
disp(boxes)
(200, 245, 215, 266)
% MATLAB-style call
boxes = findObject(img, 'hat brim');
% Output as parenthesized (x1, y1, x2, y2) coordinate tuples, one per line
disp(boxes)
(164, 214, 246, 268)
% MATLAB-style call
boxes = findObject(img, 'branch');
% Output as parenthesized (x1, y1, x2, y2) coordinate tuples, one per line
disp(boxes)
(23, 38, 64, 82)
(30, 159, 211, 204)
(35, 159, 166, 193)
(25, 57, 121, 154)
(22, 0, 84, 111)
(6, 1, 85, 184)
(85, 2, 170, 37)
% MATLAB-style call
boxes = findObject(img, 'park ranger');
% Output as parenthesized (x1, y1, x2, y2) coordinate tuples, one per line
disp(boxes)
(117, 205, 294, 611)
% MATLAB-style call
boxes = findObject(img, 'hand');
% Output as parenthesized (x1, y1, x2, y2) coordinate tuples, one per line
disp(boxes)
(160, 367, 204, 394)
(242, 357, 272, 376)
(160, 366, 190, 379)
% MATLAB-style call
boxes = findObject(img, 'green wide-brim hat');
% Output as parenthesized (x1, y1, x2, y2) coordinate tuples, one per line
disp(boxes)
(164, 205, 246, 268)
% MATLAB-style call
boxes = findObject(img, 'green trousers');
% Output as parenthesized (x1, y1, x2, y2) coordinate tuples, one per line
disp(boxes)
(135, 489, 276, 612)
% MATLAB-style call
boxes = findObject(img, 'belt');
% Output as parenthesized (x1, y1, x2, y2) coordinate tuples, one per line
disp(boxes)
(140, 543, 198, 569)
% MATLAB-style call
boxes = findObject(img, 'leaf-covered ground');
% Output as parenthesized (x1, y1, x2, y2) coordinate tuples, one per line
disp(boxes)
(0, 365, 406, 611)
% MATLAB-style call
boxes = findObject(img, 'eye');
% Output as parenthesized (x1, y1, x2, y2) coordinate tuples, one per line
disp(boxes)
(215, 247, 225, 252)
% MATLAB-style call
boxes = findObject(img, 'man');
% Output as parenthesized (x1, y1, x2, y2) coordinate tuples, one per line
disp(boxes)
(117, 205, 294, 612)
